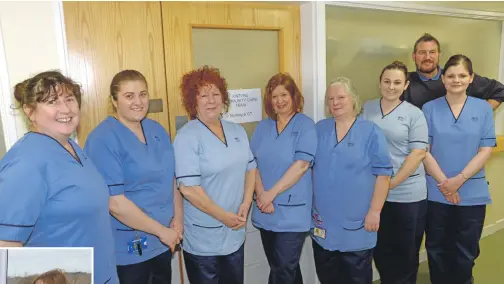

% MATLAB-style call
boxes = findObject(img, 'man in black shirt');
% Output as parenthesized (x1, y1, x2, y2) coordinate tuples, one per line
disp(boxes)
(401, 33, 504, 110)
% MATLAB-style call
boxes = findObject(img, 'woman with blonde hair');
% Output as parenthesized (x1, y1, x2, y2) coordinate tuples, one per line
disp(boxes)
(312, 77, 392, 284)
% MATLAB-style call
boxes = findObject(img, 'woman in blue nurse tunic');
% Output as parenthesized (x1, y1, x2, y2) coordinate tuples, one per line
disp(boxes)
(312, 77, 393, 284)
(0, 71, 118, 284)
(362, 61, 428, 284)
(84, 70, 183, 284)
(174, 66, 257, 284)
(422, 55, 496, 284)
(250, 73, 316, 284)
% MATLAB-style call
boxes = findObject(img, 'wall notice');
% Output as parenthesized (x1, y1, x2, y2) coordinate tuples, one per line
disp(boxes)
(222, 88, 262, 124)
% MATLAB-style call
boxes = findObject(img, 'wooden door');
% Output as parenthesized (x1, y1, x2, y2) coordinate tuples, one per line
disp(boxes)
(162, 1, 301, 138)
(63, 2, 170, 145)
(161, 2, 305, 283)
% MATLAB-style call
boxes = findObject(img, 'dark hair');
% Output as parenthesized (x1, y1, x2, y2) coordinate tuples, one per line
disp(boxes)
(13, 70, 82, 112)
(110, 70, 148, 101)
(180, 65, 230, 119)
(33, 269, 69, 284)
(263, 73, 304, 120)
(379, 60, 409, 82)
(413, 33, 441, 53)
(442, 54, 473, 75)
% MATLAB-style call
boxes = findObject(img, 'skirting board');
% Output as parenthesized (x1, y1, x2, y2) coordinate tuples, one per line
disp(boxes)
(371, 218, 504, 281)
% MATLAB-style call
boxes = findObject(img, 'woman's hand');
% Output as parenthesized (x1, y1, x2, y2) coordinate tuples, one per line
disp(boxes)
(169, 216, 184, 236)
(438, 174, 465, 196)
(238, 202, 251, 221)
(260, 203, 275, 214)
(221, 211, 246, 230)
(364, 211, 380, 232)
(158, 227, 182, 252)
(257, 190, 277, 211)
(445, 192, 461, 205)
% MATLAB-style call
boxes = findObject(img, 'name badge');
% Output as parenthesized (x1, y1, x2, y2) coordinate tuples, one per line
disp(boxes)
(313, 227, 326, 239)
(128, 236, 148, 255)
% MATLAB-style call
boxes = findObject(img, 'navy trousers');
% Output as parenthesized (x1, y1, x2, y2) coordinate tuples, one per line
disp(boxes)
(183, 244, 244, 284)
(312, 239, 373, 284)
(259, 229, 306, 284)
(425, 201, 485, 284)
(374, 199, 427, 284)
(116, 249, 172, 284)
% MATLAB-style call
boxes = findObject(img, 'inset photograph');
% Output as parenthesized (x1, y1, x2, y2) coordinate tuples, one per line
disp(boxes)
(0, 248, 92, 284)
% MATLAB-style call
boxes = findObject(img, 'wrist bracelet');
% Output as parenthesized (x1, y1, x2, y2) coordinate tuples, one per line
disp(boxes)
(460, 172, 469, 180)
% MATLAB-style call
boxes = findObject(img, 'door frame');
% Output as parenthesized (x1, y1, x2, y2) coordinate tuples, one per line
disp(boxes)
(161, 1, 301, 138)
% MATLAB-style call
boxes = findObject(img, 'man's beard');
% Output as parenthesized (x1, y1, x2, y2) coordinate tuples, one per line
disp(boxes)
(417, 60, 438, 74)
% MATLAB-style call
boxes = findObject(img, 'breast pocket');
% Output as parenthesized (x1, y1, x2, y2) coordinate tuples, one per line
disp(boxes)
(340, 142, 368, 170)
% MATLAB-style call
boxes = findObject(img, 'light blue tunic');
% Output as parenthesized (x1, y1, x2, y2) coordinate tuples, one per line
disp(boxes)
(173, 119, 257, 256)
(362, 99, 428, 203)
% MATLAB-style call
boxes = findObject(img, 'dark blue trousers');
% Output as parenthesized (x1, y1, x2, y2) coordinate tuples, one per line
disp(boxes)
(312, 239, 373, 284)
(425, 201, 485, 284)
(183, 244, 244, 284)
(259, 229, 306, 284)
(374, 199, 427, 284)
(116, 249, 172, 284)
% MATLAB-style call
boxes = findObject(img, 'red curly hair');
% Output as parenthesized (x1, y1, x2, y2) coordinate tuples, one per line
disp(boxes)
(264, 73, 304, 120)
(180, 65, 230, 119)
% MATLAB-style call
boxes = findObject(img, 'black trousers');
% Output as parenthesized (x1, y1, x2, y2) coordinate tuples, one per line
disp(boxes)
(374, 199, 427, 284)
(183, 244, 244, 284)
(117, 250, 172, 284)
(312, 239, 373, 284)
(259, 229, 306, 284)
(425, 201, 486, 284)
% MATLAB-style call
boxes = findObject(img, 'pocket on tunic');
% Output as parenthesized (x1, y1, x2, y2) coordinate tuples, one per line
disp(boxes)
(340, 219, 375, 251)
(185, 222, 225, 253)
(342, 219, 364, 231)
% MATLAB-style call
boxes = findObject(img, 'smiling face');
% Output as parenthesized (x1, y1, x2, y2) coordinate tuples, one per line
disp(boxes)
(196, 83, 223, 122)
(441, 63, 474, 95)
(326, 84, 355, 118)
(24, 84, 80, 142)
(112, 80, 149, 124)
(380, 69, 410, 102)
(412, 40, 440, 75)
(271, 85, 294, 117)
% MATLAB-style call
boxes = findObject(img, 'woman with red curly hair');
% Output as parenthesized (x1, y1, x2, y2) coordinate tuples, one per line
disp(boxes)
(249, 73, 317, 284)
(173, 66, 257, 284)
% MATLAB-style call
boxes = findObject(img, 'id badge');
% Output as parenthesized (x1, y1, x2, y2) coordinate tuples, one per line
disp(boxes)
(313, 227, 326, 239)
(127, 236, 148, 255)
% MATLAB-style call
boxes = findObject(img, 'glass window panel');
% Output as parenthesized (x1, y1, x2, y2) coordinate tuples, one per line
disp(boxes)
(192, 28, 279, 139)
(326, 5, 501, 104)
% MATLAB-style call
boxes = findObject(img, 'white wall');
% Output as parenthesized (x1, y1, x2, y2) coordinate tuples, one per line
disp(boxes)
(0, 250, 6, 284)
(0, 116, 5, 159)
(0, 1, 67, 147)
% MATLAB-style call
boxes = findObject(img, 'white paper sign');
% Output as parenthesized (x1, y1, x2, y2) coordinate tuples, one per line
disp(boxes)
(222, 88, 262, 124)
